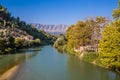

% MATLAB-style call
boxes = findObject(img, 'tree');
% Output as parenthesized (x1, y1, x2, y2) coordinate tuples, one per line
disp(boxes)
(33, 38, 41, 46)
(0, 36, 15, 54)
(112, 9, 120, 20)
(99, 21, 120, 71)
(66, 18, 108, 51)
(54, 34, 67, 48)
(112, 0, 120, 20)
(85, 17, 108, 52)
(66, 21, 89, 49)
(53, 34, 67, 52)
(15, 37, 28, 49)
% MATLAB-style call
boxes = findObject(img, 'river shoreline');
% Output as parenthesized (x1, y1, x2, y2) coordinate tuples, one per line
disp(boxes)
(0, 46, 43, 80)
(0, 64, 20, 80)
(0, 46, 120, 80)
(56, 47, 120, 74)
(77, 53, 120, 74)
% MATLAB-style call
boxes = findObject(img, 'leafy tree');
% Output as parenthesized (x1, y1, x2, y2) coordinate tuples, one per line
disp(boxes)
(0, 5, 55, 45)
(34, 39, 41, 44)
(53, 34, 68, 53)
(66, 17, 108, 51)
(15, 37, 28, 49)
(0, 36, 15, 54)
(66, 21, 91, 49)
(112, 0, 120, 20)
(99, 21, 120, 71)
(54, 34, 67, 48)
(30, 38, 41, 46)
(0, 5, 56, 54)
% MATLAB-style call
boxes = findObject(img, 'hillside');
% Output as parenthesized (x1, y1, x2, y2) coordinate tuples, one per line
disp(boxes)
(0, 5, 56, 54)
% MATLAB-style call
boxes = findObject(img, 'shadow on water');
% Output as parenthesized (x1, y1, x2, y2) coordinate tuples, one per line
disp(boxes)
(0, 47, 41, 75)
(17, 46, 43, 54)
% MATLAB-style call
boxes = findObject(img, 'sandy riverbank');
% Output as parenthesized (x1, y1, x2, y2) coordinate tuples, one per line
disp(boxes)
(0, 64, 20, 80)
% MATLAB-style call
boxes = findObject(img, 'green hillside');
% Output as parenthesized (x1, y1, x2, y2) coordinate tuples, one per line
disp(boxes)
(0, 5, 56, 54)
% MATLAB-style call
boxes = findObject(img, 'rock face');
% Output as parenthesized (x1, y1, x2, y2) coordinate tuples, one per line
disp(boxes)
(31, 23, 69, 35)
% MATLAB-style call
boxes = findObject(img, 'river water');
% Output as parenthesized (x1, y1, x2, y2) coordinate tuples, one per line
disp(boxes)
(0, 46, 120, 80)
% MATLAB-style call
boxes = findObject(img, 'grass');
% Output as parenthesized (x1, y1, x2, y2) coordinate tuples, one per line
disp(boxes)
(82, 52, 99, 62)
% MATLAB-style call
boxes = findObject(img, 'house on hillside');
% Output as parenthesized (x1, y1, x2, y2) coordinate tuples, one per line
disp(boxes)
(24, 35, 33, 41)
(74, 45, 98, 53)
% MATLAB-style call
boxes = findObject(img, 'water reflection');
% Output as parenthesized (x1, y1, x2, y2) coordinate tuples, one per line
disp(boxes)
(14, 46, 120, 80)
(1, 46, 120, 80)
(14, 46, 68, 80)
(0, 47, 41, 75)
(67, 55, 120, 80)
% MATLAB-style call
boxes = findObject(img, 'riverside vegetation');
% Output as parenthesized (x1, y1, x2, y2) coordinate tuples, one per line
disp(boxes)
(0, 5, 56, 54)
(54, 1, 120, 72)
(0, 0, 120, 75)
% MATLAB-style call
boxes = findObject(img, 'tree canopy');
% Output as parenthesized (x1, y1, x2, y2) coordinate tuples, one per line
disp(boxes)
(99, 21, 120, 70)
(0, 5, 56, 54)
(66, 17, 108, 50)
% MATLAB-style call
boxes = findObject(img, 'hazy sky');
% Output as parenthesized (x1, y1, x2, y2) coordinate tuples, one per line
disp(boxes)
(0, 0, 118, 24)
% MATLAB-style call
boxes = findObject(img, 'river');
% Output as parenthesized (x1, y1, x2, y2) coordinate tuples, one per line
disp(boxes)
(0, 46, 120, 80)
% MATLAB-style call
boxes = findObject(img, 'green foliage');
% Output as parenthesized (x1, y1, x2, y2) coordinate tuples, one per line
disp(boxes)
(99, 21, 120, 71)
(54, 34, 68, 53)
(54, 34, 76, 54)
(112, 1, 120, 20)
(14, 37, 28, 49)
(0, 36, 15, 54)
(54, 17, 108, 55)
(54, 34, 67, 48)
(66, 21, 91, 49)
(40, 30, 57, 44)
(82, 52, 99, 62)
(30, 38, 41, 46)
(0, 5, 56, 54)
(112, 9, 120, 20)
(0, 5, 55, 45)
(34, 39, 41, 44)
(66, 17, 108, 51)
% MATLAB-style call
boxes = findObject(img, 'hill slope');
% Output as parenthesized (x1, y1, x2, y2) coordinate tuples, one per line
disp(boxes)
(0, 5, 56, 54)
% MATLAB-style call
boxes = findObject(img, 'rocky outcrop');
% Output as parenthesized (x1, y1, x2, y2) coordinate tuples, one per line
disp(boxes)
(31, 23, 69, 34)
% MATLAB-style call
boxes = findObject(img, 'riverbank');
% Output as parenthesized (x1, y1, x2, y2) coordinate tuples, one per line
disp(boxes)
(76, 52, 120, 74)
(0, 64, 20, 80)
(54, 46, 120, 74)
(0, 46, 119, 80)
(0, 46, 42, 80)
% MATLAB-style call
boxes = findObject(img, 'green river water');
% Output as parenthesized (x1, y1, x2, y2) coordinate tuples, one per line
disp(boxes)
(0, 46, 120, 80)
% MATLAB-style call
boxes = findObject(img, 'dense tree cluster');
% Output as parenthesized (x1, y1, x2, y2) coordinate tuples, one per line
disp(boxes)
(54, 1, 120, 72)
(99, 1, 120, 71)
(0, 5, 56, 54)
(54, 17, 108, 54)
(66, 17, 108, 51)
(53, 34, 67, 52)
(99, 21, 120, 71)
(0, 35, 15, 54)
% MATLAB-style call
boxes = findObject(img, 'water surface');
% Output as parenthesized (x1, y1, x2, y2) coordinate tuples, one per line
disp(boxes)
(0, 46, 120, 80)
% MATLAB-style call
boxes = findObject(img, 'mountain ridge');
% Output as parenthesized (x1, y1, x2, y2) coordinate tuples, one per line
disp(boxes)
(31, 23, 69, 34)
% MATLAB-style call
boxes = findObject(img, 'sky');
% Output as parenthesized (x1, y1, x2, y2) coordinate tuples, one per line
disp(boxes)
(0, 0, 118, 24)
